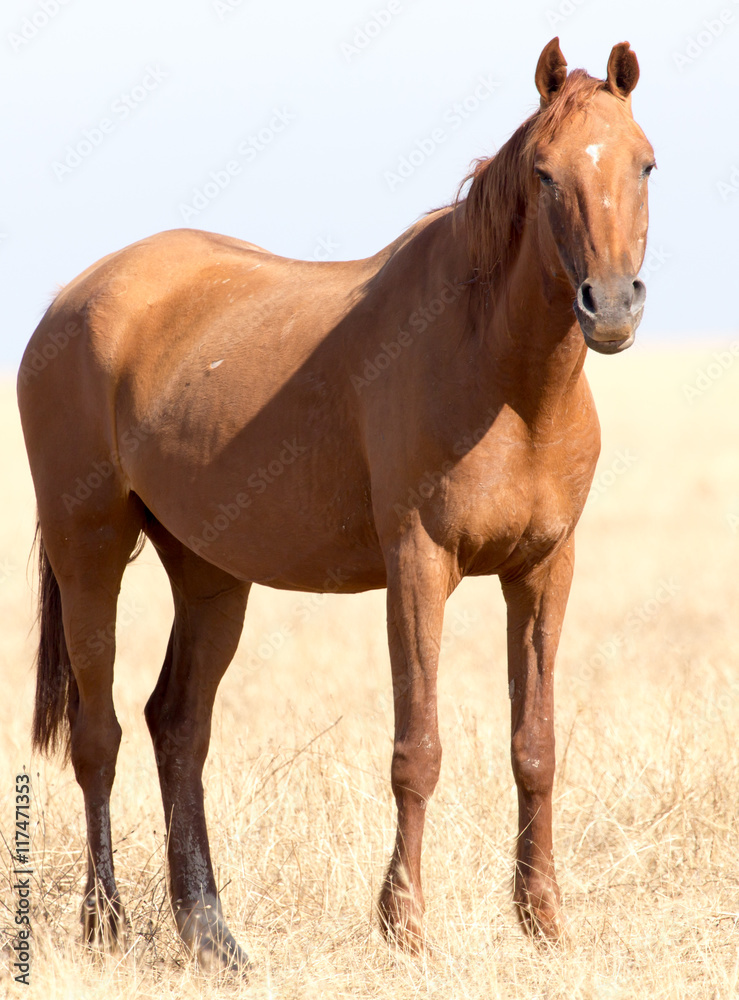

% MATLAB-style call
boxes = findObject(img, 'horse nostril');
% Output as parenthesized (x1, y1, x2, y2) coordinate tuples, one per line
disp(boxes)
(578, 282, 596, 316)
(631, 278, 646, 313)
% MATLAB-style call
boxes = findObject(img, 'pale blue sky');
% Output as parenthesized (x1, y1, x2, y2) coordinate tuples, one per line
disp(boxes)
(2, 0, 738, 369)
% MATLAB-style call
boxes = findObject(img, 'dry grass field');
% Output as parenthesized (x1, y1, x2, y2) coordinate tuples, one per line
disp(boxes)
(1, 343, 739, 999)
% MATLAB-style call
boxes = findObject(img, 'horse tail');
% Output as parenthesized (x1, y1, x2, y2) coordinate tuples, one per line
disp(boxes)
(31, 522, 75, 759)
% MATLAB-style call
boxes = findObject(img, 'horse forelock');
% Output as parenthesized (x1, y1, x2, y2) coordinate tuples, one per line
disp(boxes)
(524, 69, 608, 154)
(460, 69, 612, 290)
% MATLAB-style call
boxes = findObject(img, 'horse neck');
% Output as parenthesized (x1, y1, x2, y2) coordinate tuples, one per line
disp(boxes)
(468, 218, 589, 430)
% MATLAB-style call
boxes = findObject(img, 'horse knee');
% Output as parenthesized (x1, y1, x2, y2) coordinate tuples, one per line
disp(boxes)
(391, 737, 442, 805)
(511, 735, 555, 796)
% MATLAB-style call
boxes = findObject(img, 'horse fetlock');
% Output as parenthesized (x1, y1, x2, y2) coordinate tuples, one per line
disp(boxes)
(377, 871, 425, 954)
(81, 890, 127, 949)
(514, 869, 564, 944)
(175, 895, 250, 975)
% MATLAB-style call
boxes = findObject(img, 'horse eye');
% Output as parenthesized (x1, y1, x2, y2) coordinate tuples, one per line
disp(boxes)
(535, 168, 555, 187)
(642, 162, 656, 178)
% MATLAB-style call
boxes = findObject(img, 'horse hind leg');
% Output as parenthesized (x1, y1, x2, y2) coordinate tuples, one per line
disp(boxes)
(143, 519, 250, 973)
(35, 494, 146, 949)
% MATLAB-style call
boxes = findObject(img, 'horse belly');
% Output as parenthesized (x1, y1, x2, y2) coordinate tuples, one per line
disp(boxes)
(125, 410, 386, 593)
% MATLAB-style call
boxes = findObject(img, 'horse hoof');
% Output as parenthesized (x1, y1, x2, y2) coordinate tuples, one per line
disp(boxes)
(175, 896, 250, 975)
(377, 885, 426, 956)
(81, 892, 128, 950)
(514, 882, 566, 944)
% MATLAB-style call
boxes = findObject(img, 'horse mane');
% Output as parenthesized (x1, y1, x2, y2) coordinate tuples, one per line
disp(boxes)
(460, 69, 610, 290)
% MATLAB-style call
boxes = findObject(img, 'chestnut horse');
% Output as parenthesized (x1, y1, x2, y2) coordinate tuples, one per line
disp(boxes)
(18, 38, 654, 972)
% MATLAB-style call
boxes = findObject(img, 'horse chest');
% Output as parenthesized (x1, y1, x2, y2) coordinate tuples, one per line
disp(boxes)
(439, 440, 586, 575)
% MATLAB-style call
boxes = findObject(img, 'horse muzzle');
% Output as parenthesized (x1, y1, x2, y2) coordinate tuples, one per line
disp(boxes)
(574, 275, 646, 355)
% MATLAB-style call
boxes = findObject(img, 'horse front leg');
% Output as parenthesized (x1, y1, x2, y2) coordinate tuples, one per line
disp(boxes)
(377, 529, 455, 953)
(500, 537, 574, 943)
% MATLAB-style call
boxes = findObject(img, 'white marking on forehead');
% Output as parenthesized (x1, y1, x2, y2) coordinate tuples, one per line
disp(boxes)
(586, 143, 602, 167)
(602, 195, 611, 209)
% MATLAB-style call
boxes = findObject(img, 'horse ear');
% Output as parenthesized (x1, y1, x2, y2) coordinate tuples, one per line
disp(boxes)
(606, 42, 639, 100)
(535, 37, 567, 108)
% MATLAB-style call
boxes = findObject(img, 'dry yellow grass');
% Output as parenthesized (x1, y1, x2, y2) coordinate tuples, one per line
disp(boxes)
(2, 343, 739, 998)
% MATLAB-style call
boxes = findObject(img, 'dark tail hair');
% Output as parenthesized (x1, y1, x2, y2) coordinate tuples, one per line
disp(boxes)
(31, 523, 75, 759)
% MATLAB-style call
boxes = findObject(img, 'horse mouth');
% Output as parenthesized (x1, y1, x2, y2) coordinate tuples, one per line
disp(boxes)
(583, 331, 635, 355)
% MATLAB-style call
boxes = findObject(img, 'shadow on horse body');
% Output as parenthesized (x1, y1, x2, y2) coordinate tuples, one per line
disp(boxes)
(17, 38, 654, 972)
